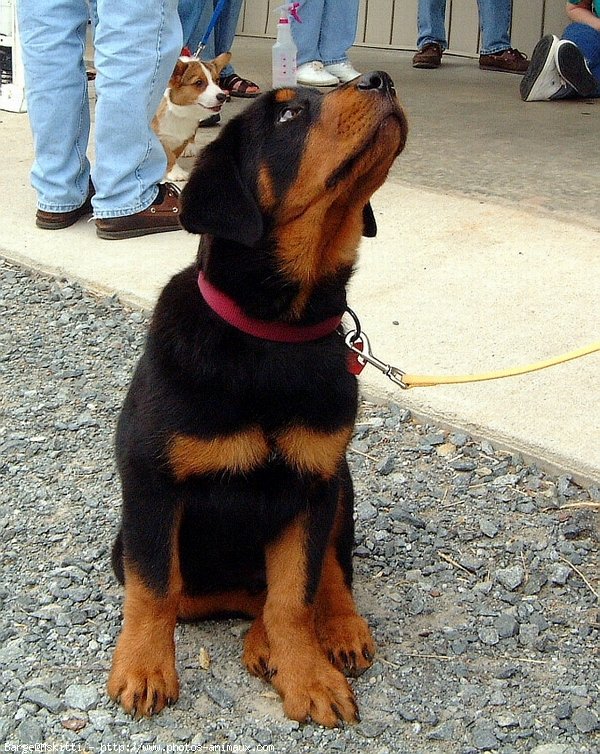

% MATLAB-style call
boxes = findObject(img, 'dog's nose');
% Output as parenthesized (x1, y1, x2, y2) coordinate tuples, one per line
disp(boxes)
(356, 71, 396, 95)
(217, 92, 227, 103)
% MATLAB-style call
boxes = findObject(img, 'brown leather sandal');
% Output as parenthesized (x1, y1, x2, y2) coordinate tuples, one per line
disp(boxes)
(219, 73, 261, 98)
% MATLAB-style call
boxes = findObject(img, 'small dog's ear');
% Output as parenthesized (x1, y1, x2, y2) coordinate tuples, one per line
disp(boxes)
(213, 51, 232, 73)
(170, 59, 187, 86)
(180, 127, 263, 245)
(362, 202, 377, 237)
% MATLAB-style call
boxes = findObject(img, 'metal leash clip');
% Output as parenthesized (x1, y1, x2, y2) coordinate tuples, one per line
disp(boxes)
(341, 308, 408, 388)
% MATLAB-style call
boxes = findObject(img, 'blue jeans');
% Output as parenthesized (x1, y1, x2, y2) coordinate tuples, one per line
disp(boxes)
(562, 22, 600, 97)
(417, 0, 511, 55)
(292, 0, 359, 67)
(18, 0, 181, 217)
(177, 0, 242, 77)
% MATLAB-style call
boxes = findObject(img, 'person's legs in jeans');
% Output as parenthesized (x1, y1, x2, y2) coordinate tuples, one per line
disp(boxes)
(180, 0, 211, 54)
(319, 0, 359, 66)
(477, 0, 511, 55)
(562, 21, 600, 95)
(18, 0, 91, 212)
(91, 0, 182, 217)
(293, 0, 326, 66)
(416, 0, 447, 51)
(213, 0, 243, 78)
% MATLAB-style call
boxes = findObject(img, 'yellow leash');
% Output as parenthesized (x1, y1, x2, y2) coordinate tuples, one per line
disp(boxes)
(402, 341, 600, 388)
(342, 309, 600, 390)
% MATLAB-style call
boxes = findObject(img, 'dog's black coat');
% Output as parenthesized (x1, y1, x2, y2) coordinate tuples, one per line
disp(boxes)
(109, 73, 406, 725)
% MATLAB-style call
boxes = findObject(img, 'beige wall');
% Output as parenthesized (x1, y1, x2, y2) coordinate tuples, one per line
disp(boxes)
(238, 0, 570, 57)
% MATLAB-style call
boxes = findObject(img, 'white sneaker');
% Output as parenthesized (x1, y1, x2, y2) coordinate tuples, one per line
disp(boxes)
(520, 35, 565, 101)
(324, 61, 361, 83)
(296, 61, 339, 87)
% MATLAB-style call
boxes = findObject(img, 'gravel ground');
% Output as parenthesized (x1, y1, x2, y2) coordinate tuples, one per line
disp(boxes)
(1, 258, 599, 754)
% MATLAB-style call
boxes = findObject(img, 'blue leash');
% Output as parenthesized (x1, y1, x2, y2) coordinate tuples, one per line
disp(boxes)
(194, 0, 228, 57)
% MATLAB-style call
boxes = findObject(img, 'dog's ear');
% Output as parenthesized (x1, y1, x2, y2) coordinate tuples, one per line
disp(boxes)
(170, 59, 187, 86)
(180, 128, 264, 246)
(362, 202, 377, 237)
(213, 51, 232, 74)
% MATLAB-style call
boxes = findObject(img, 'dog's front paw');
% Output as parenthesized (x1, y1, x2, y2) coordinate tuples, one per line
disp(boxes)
(273, 659, 359, 727)
(317, 614, 375, 677)
(181, 141, 200, 158)
(107, 635, 179, 718)
(166, 164, 189, 183)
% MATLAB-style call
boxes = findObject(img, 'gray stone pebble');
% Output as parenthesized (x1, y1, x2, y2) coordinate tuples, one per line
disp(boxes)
(496, 565, 525, 591)
(427, 720, 455, 740)
(64, 683, 99, 711)
(495, 613, 519, 639)
(376, 455, 396, 475)
(22, 688, 65, 714)
(1, 261, 598, 753)
(479, 516, 500, 538)
(478, 627, 500, 646)
(550, 564, 572, 585)
(472, 720, 499, 750)
(571, 707, 599, 733)
(16, 719, 44, 745)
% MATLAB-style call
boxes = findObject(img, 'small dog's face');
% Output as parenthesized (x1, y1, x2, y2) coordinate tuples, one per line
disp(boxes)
(181, 72, 407, 287)
(168, 52, 231, 112)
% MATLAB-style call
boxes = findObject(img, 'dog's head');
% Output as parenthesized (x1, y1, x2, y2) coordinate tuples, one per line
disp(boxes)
(180, 71, 407, 290)
(167, 52, 231, 112)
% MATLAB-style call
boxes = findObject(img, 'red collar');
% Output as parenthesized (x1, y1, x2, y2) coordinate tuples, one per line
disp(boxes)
(197, 271, 343, 343)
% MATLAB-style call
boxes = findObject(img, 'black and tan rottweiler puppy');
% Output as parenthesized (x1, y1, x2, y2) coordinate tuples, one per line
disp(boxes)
(108, 71, 407, 727)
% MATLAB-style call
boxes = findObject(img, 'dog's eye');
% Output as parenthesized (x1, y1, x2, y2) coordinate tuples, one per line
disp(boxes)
(277, 106, 303, 124)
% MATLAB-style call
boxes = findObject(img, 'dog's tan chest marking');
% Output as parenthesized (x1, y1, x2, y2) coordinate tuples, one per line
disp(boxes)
(168, 428, 270, 480)
(275, 425, 353, 479)
(168, 424, 353, 481)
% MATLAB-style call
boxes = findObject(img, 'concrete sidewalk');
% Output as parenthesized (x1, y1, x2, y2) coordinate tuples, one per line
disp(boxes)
(1, 39, 598, 484)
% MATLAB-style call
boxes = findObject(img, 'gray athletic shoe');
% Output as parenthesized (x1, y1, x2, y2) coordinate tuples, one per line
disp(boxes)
(520, 35, 564, 101)
(555, 39, 598, 97)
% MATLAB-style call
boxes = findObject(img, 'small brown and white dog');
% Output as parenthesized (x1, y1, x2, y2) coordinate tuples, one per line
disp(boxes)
(152, 52, 231, 182)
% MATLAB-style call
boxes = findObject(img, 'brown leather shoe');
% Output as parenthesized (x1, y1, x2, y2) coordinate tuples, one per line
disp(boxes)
(479, 48, 529, 74)
(412, 43, 443, 69)
(36, 183, 94, 230)
(95, 183, 182, 240)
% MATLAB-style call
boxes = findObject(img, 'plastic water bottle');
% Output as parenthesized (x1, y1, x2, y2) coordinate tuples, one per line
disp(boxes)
(272, 3, 301, 88)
